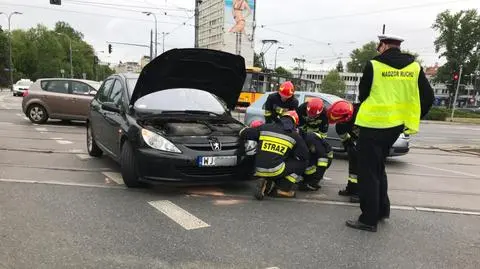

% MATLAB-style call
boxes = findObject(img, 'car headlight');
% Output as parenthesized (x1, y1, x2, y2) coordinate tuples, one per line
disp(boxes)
(141, 128, 181, 153)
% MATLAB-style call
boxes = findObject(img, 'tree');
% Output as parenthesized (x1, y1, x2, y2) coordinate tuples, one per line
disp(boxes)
(253, 53, 264, 69)
(336, 61, 344, 72)
(320, 70, 346, 97)
(346, 41, 378, 72)
(0, 27, 9, 87)
(432, 9, 480, 91)
(274, 66, 293, 78)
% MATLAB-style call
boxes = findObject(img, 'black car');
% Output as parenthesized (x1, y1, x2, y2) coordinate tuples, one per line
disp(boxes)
(86, 48, 254, 187)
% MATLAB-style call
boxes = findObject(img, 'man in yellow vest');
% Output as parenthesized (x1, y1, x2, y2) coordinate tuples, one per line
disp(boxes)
(345, 34, 434, 232)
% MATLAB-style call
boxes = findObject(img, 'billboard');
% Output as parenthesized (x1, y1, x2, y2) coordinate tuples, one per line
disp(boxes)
(224, 0, 255, 67)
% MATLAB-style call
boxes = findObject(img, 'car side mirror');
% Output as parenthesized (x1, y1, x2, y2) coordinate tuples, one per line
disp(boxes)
(102, 102, 121, 113)
(89, 90, 98, 96)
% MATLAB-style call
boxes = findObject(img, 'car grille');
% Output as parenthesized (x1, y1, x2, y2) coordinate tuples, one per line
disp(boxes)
(177, 166, 236, 176)
(184, 144, 238, 151)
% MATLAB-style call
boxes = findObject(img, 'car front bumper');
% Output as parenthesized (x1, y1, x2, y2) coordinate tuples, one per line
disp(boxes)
(135, 148, 255, 185)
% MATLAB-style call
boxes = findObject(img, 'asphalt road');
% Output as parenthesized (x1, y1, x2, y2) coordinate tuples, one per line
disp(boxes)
(1, 92, 479, 269)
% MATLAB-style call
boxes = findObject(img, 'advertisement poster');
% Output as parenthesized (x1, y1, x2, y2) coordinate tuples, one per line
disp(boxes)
(224, 0, 255, 67)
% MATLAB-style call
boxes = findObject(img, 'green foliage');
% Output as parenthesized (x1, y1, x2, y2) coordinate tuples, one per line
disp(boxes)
(346, 41, 378, 72)
(274, 66, 293, 78)
(0, 27, 9, 86)
(424, 107, 480, 121)
(320, 70, 346, 97)
(432, 9, 480, 90)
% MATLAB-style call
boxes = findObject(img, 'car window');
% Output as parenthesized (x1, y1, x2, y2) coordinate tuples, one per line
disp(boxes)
(126, 78, 137, 97)
(108, 80, 124, 106)
(97, 79, 114, 103)
(306, 95, 331, 108)
(71, 81, 92, 95)
(42, 80, 69, 94)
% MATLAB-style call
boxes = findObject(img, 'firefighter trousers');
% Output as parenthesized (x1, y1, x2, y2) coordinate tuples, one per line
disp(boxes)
(357, 126, 403, 226)
(303, 135, 333, 186)
(258, 158, 308, 192)
(344, 142, 359, 195)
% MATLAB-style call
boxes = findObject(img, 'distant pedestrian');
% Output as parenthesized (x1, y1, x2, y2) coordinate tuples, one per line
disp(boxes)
(345, 34, 434, 232)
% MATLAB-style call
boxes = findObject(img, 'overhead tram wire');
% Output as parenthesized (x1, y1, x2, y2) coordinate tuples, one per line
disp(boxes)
(68, 0, 194, 12)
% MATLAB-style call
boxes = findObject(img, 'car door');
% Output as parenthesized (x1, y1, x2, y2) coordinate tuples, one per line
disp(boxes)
(102, 79, 126, 158)
(70, 81, 97, 120)
(41, 80, 74, 117)
(90, 78, 114, 148)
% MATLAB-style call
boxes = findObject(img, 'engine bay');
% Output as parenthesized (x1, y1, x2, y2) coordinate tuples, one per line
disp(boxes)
(139, 118, 244, 136)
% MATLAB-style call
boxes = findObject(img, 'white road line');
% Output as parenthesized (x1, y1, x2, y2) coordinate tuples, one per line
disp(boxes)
(69, 149, 85, 153)
(148, 200, 210, 230)
(0, 178, 125, 189)
(15, 113, 22, 117)
(35, 127, 47, 132)
(76, 154, 94, 160)
(56, 140, 73, 145)
(414, 207, 480, 216)
(102, 172, 125, 185)
(23, 117, 29, 120)
(50, 137, 63, 140)
(410, 163, 480, 178)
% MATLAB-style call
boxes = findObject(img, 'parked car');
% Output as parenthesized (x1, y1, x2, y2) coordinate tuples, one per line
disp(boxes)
(13, 79, 33, 96)
(244, 92, 410, 157)
(22, 78, 100, 124)
(86, 48, 254, 187)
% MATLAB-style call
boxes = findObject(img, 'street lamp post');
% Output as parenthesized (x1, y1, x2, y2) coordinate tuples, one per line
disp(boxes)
(143, 12, 158, 57)
(274, 46, 284, 70)
(56, 33, 73, 78)
(1, 11, 23, 92)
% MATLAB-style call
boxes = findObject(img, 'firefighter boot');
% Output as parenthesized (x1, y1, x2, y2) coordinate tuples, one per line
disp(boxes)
(254, 178, 275, 200)
(298, 175, 321, 192)
(269, 178, 296, 198)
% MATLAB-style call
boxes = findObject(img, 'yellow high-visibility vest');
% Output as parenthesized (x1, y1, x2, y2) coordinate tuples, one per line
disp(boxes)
(355, 60, 421, 135)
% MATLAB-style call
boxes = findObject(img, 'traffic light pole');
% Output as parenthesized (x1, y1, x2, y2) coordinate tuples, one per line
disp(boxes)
(451, 64, 463, 120)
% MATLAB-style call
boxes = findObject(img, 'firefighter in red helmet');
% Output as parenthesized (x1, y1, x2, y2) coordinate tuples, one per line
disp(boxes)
(327, 100, 360, 203)
(296, 98, 334, 191)
(240, 110, 309, 199)
(264, 81, 299, 124)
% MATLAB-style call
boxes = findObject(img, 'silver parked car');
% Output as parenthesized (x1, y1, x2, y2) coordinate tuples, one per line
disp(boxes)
(244, 91, 410, 157)
(22, 78, 100, 124)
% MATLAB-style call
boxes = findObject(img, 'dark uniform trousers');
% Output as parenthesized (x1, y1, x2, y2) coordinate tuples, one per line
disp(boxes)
(303, 132, 333, 184)
(345, 141, 358, 194)
(357, 125, 403, 226)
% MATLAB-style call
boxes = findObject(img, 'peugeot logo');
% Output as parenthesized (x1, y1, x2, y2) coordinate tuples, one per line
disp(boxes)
(209, 137, 222, 151)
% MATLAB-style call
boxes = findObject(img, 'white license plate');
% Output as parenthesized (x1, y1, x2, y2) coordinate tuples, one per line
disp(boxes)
(197, 156, 237, 167)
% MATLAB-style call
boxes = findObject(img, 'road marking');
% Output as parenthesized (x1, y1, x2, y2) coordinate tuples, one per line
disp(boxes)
(102, 172, 125, 185)
(35, 127, 47, 132)
(50, 137, 63, 140)
(56, 140, 73, 145)
(410, 163, 480, 178)
(23, 117, 29, 120)
(69, 149, 85, 153)
(76, 154, 94, 160)
(15, 113, 22, 116)
(0, 178, 125, 189)
(323, 176, 332, 181)
(265, 267, 280, 269)
(148, 200, 210, 230)
(0, 122, 13, 125)
(414, 207, 480, 216)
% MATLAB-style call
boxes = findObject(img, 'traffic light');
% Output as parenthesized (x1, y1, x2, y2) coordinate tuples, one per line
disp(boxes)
(108, 44, 112, 54)
(453, 72, 459, 81)
(50, 0, 61, 5)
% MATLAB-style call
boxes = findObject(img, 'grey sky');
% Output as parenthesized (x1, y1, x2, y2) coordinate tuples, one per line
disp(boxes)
(1, 0, 479, 71)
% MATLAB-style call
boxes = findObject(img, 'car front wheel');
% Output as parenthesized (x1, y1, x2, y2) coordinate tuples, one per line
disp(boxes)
(120, 141, 144, 188)
(86, 123, 103, 157)
(27, 104, 48, 124)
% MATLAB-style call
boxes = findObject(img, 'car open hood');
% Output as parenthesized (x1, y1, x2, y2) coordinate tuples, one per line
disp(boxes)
(130, 48, 246, 110)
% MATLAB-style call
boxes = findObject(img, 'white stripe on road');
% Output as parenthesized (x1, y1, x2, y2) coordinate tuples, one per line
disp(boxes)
(23, 117, 29, 120)
(148, 200, 210, 230)
(76, 154, 94, 160)
(0, 178, 125, 189)
(50, 137, 63, 140)
(56, 140, 73, 145)
(410, 163, 480, 178)
(35, 127, 47, 132)
(414, 207, 480, 216)
(15, 113, 22, 117)
(102, 172, 125, 185)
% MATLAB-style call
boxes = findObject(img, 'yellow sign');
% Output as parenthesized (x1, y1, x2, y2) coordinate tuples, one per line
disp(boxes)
(261, 141, 287, 155)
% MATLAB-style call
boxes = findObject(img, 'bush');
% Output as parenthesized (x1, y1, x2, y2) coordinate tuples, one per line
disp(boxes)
(423, 107, 448, 121)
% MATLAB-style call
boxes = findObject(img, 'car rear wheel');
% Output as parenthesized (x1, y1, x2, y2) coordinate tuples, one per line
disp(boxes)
(120, 141, 144, 188)
(27, 104, 48, 124)
(87, 123, 103, 157)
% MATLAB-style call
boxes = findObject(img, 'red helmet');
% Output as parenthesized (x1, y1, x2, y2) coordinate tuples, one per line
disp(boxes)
(327, 100, 354, 124)
(278, 81, 295, 98)
(306, 98, 324, 118)
(249, 120, 264, 128)
(282, 110, 299, 126)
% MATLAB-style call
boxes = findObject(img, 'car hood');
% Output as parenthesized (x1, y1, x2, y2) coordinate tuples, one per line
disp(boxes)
(130, 48, 246, 110)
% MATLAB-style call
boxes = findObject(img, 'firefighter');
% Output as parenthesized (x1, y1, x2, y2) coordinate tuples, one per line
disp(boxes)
(345, 34, 434, 232)
(326, 100, 360, 203)
(296, 98, 333, 191)
(264, 81, 299, 124)
(240, 111, 309, 199)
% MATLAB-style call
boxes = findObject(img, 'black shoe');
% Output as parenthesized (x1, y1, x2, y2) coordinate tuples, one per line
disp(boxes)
(298, 182, 321, 192)
(349, 195, 360, 203)
(345, 220, 377, 232)
(338, 188, 352, 196)
(254, 179, 274, 200)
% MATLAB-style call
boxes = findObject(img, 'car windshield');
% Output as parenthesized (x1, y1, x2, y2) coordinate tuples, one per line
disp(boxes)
(126, 78, 137, 97)
(89, 82, 101, 90)
(133, 88, 227, 114)
(16, 81, 32, 86)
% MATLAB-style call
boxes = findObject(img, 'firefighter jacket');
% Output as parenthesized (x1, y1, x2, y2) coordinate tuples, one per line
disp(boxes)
(264, 92, 299, 124)
(297, 102, 329, 139)
(239, 118, 309, 178)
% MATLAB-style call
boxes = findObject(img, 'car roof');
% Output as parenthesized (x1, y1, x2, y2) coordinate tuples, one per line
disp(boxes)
(116, 73, 140, 80)
(262, 91, 344, 101)
(35, 78, 101, 89)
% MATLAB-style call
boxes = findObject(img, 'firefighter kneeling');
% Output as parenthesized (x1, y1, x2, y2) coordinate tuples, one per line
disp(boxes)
(297, 98, 333, 191)
(240, 111, 309, 200)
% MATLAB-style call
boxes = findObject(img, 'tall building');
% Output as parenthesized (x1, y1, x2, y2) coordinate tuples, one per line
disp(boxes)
(197, 0, 255, 67)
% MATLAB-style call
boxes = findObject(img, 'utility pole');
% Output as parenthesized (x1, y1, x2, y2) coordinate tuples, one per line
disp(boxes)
(294, 58, 306, 79)
(1, 11, 23, 92)
(150, 29, 153, 60)
(194, 0, 202, 48)
(274, 46, 284, 70)
(143, 12, 158, 57)
(382, 24, 386, 34)
(451, 64, 463, 120)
